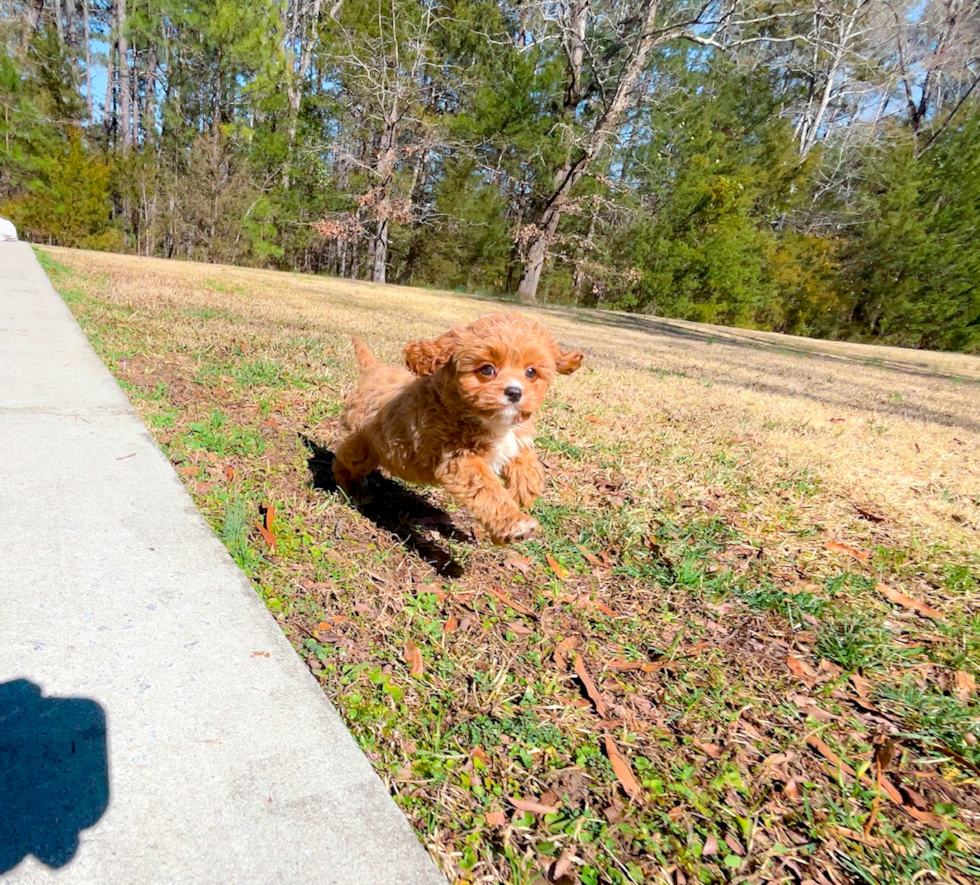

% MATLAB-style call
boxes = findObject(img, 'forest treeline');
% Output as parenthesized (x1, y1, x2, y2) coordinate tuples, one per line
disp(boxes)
(1, 0, 978, 351)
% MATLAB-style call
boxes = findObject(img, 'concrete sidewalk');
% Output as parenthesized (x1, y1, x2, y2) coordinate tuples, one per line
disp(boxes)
(0, 242, 446, 884)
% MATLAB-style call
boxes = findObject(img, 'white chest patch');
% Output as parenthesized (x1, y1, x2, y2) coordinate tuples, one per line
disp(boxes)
(489, 428, 525, 475)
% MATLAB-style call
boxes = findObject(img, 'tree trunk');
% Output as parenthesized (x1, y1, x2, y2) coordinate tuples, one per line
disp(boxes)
(373, 218, 388, 284)
(117, 0, 131, 152)
(515, 0, 661, 304)
(83, 0, 93, 119)
(104, 34, 116, 139)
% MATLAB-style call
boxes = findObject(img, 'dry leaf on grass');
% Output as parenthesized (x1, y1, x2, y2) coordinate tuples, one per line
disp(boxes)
(805, 734, 944, 827)
(694, 741, 722, 759)
(488, 586, 536, 618)
(787, 654, 818, 680)
(825, 540, 870, 561)
(509, 797, 560, 815)
(404, 640, 424, 677)
(825, 824, 908, 855)
(503, 554, 533, 574)
(485, 809, 506, 827)
(554, 637, 578, 670)
(576, 545, 605, 567)
(724, 834, 745, 856)
(605, 734, 643, 802)
(256, 502, 277, 550)
(955, 670, 976, 701)
(854, 504, 886, 523)
(702, 834, 719, 857)
(607, 658, 664, 673)
(877, 583, 945, 620)
(572, 653, 607, 717)
(443, 614, 459, 634)
(549, 849, 576, 882)
(546, 553, 569, 580)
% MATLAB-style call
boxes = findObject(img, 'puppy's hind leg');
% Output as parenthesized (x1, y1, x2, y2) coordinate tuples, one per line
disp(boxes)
(332, 434, 379, 498)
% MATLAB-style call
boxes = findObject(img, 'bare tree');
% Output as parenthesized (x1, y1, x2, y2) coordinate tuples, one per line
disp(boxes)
(319, 0, 444, 284)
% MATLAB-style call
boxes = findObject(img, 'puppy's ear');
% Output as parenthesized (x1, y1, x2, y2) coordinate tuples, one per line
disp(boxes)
(404, 333, 457, 375)
(554, 348, 583, 375)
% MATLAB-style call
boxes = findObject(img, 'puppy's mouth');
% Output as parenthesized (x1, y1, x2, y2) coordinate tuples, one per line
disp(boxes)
(483, 402, 527, 426)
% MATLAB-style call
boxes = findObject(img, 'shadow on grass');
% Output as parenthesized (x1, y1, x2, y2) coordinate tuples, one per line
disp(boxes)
(300, 435, 467, 579)
(533, 302, 980, 384)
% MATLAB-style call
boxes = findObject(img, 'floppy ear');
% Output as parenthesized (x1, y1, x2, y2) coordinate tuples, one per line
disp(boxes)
(404, 332, 457, 375)
(554, 348, 583, 375)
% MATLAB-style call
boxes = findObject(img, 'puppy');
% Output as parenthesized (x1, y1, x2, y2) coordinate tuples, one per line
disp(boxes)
(333, 313, 583, 544)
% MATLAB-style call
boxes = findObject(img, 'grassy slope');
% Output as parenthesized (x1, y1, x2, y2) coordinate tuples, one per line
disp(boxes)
(39, 246, 980, 885)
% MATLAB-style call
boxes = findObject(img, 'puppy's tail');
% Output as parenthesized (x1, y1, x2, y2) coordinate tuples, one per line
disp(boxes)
(351, 337, 379, 373)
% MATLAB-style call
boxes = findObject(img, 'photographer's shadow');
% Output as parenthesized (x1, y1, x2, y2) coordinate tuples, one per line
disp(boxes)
(0, 679, 109, 874)
(302, 435, 469, 579)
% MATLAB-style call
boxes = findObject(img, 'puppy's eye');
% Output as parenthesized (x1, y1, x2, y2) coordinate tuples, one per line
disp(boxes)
(478, 364, 496, 377)
(525, 367, 537, 380)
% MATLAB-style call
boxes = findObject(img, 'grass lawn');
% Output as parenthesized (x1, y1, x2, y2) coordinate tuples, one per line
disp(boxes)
(38, 246, 980, 885)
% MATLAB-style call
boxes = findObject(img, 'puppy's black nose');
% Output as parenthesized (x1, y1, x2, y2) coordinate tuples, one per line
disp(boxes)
(505, 386, 522, 403)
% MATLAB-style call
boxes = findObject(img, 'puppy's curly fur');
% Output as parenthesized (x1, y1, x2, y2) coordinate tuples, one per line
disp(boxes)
(333, 313, 583, 544)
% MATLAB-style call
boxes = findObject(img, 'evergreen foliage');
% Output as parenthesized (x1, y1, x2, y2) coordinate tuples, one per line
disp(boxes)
(2, 0, 978, 351)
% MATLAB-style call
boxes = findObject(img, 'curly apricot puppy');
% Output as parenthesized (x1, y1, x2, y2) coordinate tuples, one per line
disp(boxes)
(333, 313, 583, 544)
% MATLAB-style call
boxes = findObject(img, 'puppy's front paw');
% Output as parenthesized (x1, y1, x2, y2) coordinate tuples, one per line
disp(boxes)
(491, 516, 540, 546)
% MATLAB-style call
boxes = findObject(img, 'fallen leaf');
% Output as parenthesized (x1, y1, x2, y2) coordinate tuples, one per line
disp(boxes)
(850, 672, 872, 699)
(505, 620, 533, 636)
(256, 502, 277, 550)
(443, 614, 459, 634)
(250, 651, 270, 658)
(762, 751, 795, 767)
(222, 465, 236, 481)
(549, 849, 576, 881)
(404, 640, 424, 677)
(177, 465, 198, 476)
(854, 504, 886, 523)
(694, 741, 722, 759)
(702, 834, 719, 857)
(554, 637, 578, 670)
(787, 654, 817, 680)
(825, 540, 870, 561)
(576, 545, 605, 567)
(805, 734, 943, 827)
(488, 586, 536, 618)
(724, 834, 745, 856)
(605, 734, 643, 802)
(955, 670, 976, 701)
(256, 520, 276, 549)
(825, 824, 908, 855)
(260, 501, 276, 529)
(877, 583, 944, 620)
(546, 553, 568, 581)
(509, 797, 560, 815)
(503, 554, 533, 574)
(471, 746, 490, 765)
(573, 654, 607, 717)
(607, 658, 663, 673)
(485, 809, 506, 827)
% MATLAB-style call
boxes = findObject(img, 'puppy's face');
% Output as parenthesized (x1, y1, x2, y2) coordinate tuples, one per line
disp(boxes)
(404, 314, 583, 425)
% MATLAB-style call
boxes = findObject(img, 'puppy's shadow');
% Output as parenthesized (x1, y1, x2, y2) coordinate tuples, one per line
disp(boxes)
(300, 435, 468, 579)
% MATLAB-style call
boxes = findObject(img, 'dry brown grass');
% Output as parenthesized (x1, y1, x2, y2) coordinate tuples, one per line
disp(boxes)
(41, 245, 980, 885)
